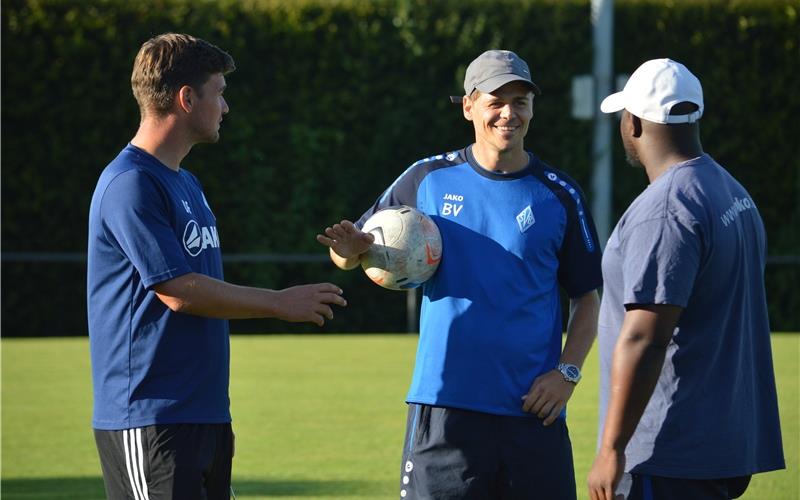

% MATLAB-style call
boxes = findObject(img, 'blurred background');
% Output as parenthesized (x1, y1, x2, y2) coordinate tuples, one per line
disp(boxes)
(2, 0, 798, 337)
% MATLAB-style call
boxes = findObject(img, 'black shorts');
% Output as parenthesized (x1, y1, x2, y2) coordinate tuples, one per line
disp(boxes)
(619, 473, 752, 500)
(94, 423, 233, 500)
(398, 404, 576, 499)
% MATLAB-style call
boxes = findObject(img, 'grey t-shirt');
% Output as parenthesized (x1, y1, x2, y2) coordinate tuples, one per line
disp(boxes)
(598, 154, 785, 478)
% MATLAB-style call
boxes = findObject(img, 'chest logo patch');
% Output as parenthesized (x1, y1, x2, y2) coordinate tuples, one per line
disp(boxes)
(441, 193, 464, 217)
(183, 220, 220, 257)
(516, 205, 535, 233)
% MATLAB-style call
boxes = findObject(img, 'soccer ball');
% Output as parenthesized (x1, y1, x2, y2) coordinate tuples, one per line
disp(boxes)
(360, 206, 443, 290)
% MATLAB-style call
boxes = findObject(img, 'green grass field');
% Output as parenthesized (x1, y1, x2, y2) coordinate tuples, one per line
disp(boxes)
(2, 334, 797, 499)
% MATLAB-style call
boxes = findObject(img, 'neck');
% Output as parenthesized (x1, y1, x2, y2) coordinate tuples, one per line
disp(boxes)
(471, 143, 528, 173)
(130, 115, 193, 171)
(638, 123, 704, 183)
(642, 147, 704, 183)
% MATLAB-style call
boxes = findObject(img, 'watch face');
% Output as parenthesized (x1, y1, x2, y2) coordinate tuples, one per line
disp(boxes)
(566, 366, 580, 379)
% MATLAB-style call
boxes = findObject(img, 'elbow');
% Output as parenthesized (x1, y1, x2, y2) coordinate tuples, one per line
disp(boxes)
(153, 273, 199, 314)
(620, 332, 670, 354)
(156, 293, 191, 313)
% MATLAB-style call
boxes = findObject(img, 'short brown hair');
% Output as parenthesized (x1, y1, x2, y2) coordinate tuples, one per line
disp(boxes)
(131, 33, 235, 116)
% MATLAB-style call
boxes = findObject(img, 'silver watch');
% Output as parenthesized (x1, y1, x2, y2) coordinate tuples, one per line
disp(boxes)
(557, 363, 582, 384)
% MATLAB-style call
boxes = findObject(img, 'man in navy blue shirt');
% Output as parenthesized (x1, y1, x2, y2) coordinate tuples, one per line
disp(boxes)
(588, 59, 784, 500)
(318, 50, 602, 499)
(88, 33, 347, 500)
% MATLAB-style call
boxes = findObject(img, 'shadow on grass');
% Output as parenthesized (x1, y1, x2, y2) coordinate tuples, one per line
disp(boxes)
(232, 478, 387, 496)
(1, 477, 387, 499)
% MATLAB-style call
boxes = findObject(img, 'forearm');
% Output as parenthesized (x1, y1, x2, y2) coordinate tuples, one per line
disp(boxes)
(154, 272, 282, 319)
(600, 334, 667, 452)
(599, 305, 681, 453)
(561, 290, 600, 368)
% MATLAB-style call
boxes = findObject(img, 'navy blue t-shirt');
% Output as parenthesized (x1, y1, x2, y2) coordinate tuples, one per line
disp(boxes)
(357, 146, 602, 417)
(598, 155, 785, 478)
(87, 144, 230, 430)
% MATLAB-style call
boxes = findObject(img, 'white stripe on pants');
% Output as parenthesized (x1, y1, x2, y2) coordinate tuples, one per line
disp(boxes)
(123, 428, 150, 500)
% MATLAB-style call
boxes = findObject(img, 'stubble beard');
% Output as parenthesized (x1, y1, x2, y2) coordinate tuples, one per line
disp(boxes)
(625, 152, 644, 169)
(623, 142, 644, 169)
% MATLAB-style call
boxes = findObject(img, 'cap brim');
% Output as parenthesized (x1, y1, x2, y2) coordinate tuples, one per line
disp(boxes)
(600, 91, 626, 114)
(475, 74, 541, 95)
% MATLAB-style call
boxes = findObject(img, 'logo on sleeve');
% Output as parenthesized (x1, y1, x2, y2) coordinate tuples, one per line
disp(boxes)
(183, 220, 220, 257)
(516, 205, 535, 233)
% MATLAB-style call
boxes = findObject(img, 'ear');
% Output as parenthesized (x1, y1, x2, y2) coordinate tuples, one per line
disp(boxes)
(177, 85, 195, 113)
(631, 114, 643, 138)
(462, 95, 473, 121)
(621, 110, 642, 139)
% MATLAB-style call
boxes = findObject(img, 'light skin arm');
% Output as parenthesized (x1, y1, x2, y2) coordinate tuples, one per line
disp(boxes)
(153, 272, 347, 326)
(522, 289, 600, 425)
(316, 220, 375, 270)
(587, 304, 683, 500)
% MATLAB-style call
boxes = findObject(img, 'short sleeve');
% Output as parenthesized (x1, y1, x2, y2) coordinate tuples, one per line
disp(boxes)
(355, 165, 420, 228)
(100, 170, 192, 288)
(620, 217, 700, 307)
(557, 192, 603, 298)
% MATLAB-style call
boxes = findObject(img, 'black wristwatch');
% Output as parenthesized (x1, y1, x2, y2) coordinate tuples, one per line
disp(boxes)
(557, 363, 582, 384)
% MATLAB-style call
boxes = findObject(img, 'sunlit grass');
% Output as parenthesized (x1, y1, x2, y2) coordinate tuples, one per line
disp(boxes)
(2, 334, 797, 499)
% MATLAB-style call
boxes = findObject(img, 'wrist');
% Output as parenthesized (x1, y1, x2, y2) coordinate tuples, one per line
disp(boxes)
(556, 362, 582, 384)
(330, 247, 362, 270)
(599, 435, 629, 454)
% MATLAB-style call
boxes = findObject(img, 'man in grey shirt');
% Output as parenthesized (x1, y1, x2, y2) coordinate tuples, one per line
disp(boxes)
(587, 59, 784, 500)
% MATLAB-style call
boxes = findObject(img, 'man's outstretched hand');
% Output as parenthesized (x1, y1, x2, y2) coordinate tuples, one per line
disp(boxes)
(272, 283, 347, 326)
(316, 220, 374, 260)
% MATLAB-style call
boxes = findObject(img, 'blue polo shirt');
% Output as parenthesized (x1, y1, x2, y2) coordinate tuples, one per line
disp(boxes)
(357, 146, 602, 417)
(87, 144, 230, 430)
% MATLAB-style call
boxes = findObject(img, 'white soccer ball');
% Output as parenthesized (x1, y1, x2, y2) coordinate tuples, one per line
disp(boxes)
(360, 206, 443, 290)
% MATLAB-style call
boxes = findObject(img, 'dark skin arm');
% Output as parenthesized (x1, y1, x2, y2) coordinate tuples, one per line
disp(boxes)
(153, 272, 346, 326)
(587, 304, 683, 500)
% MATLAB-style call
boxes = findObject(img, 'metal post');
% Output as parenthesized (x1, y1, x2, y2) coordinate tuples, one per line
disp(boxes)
(591, 0, 614, 247)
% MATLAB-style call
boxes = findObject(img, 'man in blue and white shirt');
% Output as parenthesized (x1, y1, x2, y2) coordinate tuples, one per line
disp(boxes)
(318, 50, 602, 499)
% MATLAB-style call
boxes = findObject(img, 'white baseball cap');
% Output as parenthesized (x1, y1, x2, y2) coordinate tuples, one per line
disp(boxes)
(600, 58, 704, 124)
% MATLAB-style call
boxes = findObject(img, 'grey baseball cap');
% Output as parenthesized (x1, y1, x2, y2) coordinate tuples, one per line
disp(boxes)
(450, 49, 541, 103)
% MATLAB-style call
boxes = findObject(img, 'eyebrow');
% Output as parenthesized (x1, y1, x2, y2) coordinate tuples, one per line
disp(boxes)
(486, 95, 530, 103)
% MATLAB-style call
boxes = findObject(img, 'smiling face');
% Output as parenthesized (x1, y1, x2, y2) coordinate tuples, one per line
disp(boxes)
(188, 73, 229, 143)
(464, 81, 534, 157)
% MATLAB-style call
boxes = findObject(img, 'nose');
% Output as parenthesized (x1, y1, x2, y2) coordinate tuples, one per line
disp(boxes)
(221, 97, 229, 115)
(500, 103, 514, 120)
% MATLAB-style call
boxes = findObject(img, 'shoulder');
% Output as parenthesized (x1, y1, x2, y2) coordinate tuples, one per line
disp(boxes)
(102, 163, 162, 195)
(95, 162, 168, 216)
(407, 149, 467, 178)
(382, 149, 467, 195)
(179, 168, 204, 189)
(527, 159, 591, 215)
(617, 167, 705, 241)
(655, 160, 718, 224)
(531, 160, 588, 195)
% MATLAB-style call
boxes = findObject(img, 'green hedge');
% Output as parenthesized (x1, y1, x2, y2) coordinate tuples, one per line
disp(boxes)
(2, 0, 798, 335)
